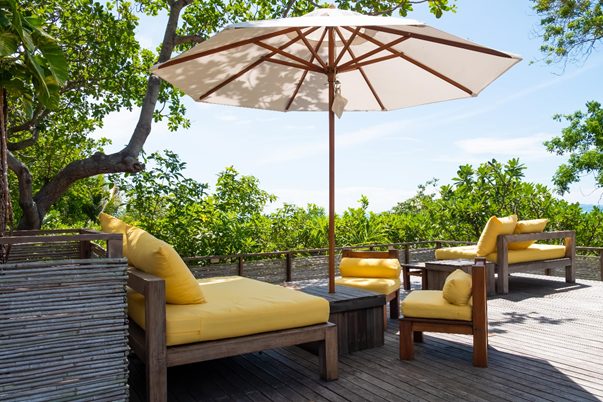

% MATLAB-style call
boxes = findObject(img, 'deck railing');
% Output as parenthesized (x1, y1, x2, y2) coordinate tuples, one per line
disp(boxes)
(183, 240, 603, 281)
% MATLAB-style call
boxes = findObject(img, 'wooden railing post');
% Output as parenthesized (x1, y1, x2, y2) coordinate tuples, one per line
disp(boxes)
(285, 252, 293, 282)
(435, 241, 442, 250)
(238, 256, 244, 276)
(404, 245, 410, 265)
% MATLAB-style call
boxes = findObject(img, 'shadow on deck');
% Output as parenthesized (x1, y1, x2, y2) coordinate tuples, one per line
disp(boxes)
(129, 274, 603, 401)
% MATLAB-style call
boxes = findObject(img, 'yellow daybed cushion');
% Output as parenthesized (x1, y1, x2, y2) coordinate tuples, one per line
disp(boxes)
(335, 277, 401, 295)
(487, 244, 566, 264)
(435, 245, 478, 260)
(99, 212, 129, 255)
(436, 244, 566, 264)
(339, 257, 401, 279)
(127, 226, 205, 305)
(508, 219, 549, 250)
(476, 215, 518, 256)
(401, 290, 472, 321)
(128, 276, 330, 346)
(442, 269, 472, 306)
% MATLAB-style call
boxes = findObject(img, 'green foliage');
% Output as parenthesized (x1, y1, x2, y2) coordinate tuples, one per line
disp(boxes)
(532, 0, 603, 64)
(108, 151, 207, 256)
(545, 101, 603, 194)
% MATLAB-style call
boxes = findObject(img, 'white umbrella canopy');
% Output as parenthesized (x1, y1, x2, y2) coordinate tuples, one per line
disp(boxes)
(152, 7, 521, 292)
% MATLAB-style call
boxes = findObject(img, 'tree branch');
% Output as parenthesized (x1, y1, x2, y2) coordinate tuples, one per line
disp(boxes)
(7, 106, 49, 136)
(31, 0, 187, 221)
(7, 151, 40, 229)
(281, 0, 297, 18)
(8, 128, 39, 151)
(174, 34, 206, 46)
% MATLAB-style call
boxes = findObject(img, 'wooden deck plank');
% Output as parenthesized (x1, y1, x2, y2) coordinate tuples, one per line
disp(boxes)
(128, 274, 603, 401)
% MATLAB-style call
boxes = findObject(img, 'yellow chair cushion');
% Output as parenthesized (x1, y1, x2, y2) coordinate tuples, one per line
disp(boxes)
(335, 277, 401, 295)
(401, 290, 472, 321)
(442, 269, 472, 306)
(476, 215, 518, 256)
(339, 257, 401, 279)
(508, 219, 549, 250)
(486, 244, 566, 264)
(437, 244, 566, 264)
(435, 245, 478, 260)
(127, 276, 329, 346)
(127, 226, 205, 305)
(99, 213, 129, 255)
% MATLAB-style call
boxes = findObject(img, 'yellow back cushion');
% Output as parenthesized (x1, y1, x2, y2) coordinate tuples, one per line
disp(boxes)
(476, 215, 518, 256)
(99, 213, 129, 255)
(508, 218, 549, 250)
(442, 269, 473, 306)
(339, 257, 401, 279)
(127, 226, 205, 305)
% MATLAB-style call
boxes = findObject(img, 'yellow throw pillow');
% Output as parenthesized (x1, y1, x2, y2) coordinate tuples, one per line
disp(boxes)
(476, 215, 518, 256)
(508, 218, 549, 250)
(127, 226, 205, 305)
(98, 212, 129, 256)
(339, 257, 401, 279)
(442, 269, 473, 306)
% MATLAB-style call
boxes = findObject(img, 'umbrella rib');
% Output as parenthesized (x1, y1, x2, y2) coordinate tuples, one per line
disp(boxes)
(295, 28, 328, 70)
(197, 27, 320, 101)
(342, 27, 473, 95)
(157, 27, 300, 69)
(337, 36, 410, 71)
(285, 28, 328, 111)
(264, 57, 322, 72)
(255, 41, 323, 72)
(334, 27, 359, 66)
(365, 25, 515, 59)
(334, 27, 385, 110)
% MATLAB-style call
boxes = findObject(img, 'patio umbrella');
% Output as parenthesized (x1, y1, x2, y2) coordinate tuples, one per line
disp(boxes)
(152, 7, 521, 293)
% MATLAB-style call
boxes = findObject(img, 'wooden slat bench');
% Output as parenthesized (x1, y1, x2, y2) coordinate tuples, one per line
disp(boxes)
(128, 269, 338, 402)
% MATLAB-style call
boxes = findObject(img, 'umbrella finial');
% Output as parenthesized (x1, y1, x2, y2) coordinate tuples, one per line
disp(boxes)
(328, 3, 337, 9)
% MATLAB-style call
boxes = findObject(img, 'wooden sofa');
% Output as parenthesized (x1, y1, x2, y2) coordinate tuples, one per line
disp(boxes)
(436, 230, 576, 294)
(128, 269, 338, 402)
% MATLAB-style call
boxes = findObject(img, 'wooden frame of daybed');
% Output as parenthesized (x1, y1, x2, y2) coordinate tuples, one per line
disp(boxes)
(496, 230, 576, 294)
(127, 269, 338, 402)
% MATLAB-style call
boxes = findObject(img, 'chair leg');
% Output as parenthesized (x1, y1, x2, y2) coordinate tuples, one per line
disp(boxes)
(319, 324, 338, 380)
(399, 320, 414, 360)
(403, 267, 411, 290)
(565, 263, 576, 283)
(389, 290, 400, 319)
(472, 329, 488, 368)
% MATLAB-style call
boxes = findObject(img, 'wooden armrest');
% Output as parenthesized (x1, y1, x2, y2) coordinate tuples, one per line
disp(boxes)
(501, 230, 575, 243)
(128, 268, 165, 296)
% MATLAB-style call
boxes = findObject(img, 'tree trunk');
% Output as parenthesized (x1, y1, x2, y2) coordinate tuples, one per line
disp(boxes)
(1, 87, 14, 261)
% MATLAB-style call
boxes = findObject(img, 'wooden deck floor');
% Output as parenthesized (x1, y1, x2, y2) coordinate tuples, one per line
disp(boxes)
(129, 274, 603, 401)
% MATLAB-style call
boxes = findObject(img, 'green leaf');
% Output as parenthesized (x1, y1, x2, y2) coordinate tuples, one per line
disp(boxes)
(35, 35, 68, 84)
(0, 32, 18, 56)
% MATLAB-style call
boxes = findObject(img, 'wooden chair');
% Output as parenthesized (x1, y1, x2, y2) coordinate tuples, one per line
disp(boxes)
(339, 249, 401, 322)
(399, 257, 488, 367)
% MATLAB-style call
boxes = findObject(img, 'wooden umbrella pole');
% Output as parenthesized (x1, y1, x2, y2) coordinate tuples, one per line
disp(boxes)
(328, 27, 336, 293)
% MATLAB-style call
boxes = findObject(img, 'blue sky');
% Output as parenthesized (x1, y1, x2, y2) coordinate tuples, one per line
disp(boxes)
(95, 1, 603, 212)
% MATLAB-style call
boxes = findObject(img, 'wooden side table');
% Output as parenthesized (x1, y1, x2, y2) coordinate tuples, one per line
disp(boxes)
(401, 262, 427, 290)
(300, 285, 386, 354)
(424, 259, 496, 296)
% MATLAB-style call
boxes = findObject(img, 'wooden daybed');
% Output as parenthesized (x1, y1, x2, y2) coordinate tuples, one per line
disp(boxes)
(128, 269, 338, 402)
(436, 230, 576, 294)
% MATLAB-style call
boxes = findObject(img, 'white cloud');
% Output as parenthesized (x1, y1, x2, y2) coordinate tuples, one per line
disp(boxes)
(454, 133, 552, 160)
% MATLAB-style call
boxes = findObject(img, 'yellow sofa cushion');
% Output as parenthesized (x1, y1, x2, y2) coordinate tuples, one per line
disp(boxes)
(335, 277, 401, 295)
(127, 226, 205, 305)
(401, 290, 472, 321)
(508, 219, 549, 250)
(476, 215, 518, 256)
(435, 245, 478, 260)
(436, 244, 566, 264)
(339, 257, 401, 279)
(486, 244, 566, 264)
(442, 269, 472, 306)
(128, 276, 329, 346)
(98, 213, 129, 255)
